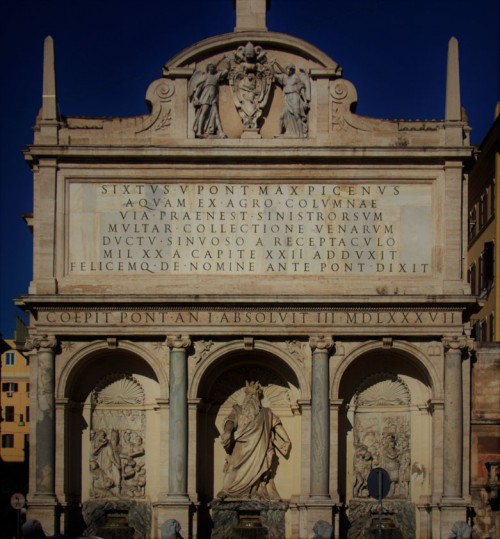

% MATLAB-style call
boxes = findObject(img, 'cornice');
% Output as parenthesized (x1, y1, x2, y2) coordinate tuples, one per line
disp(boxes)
(23, 144, 473, 165)
(15, 293, 479, 309)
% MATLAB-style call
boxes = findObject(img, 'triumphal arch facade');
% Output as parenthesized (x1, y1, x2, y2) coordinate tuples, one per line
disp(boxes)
(19, 1, 478, 537)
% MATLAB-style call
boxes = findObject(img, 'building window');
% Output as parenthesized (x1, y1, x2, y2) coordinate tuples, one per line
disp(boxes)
(491, 179, 496, 217)
(5, 352, 15, 366)
(481, 318, 488, 341)
(479, 255, 484, 292)
(26, 406, 30, 423)
(26, 382, 30, 396)
(483, 241, 495, 290)
(489, 312, 495, 341)
(2, 382, 18, 394)
(469, 207, 477, 241)
(2, 434, 14, 448)
(479, 194, 487, 228)
(4, 406, 15, 422)
(468, 263, 477, 295)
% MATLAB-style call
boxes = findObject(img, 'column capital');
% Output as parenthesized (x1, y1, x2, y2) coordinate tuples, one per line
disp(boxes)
(442, 335, 473, 352)
(165, 334, 191, 351)
(26, 334, 58, 352)
(309, 335, 334, 352)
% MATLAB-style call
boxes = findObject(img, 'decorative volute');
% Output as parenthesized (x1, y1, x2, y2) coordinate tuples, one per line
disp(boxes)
(234, 0, 269, 32)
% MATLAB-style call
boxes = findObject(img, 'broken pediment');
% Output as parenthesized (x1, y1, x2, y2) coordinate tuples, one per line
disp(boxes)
(45, 8, 463, 148)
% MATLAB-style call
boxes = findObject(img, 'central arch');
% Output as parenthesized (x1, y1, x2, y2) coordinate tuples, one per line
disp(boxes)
(192, 344, 304, 538)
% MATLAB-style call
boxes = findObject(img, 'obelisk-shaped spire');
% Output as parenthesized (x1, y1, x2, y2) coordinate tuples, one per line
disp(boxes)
(42, 36, 58, 121)
(234, 0, 269, 32)
(445, 37, 461, 121)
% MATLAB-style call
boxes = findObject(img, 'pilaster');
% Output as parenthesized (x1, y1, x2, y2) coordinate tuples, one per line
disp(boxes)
(440, 335, 473, 536)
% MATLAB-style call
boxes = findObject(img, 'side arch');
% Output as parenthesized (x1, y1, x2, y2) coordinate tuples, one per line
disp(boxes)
(57, 339, 169, 401)
(331, 339, 442, 402)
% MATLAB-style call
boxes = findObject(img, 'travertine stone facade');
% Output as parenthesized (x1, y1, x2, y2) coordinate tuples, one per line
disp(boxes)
(18, 2, 480, 538)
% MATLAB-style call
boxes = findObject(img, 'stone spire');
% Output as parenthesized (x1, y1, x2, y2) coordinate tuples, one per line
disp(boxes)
(234, 0, 269, 32)
(445, 37, 461, 121)
(39, 35, 59, 143)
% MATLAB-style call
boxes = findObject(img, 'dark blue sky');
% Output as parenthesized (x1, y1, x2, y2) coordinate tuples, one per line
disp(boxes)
(0, 0, 498, 337)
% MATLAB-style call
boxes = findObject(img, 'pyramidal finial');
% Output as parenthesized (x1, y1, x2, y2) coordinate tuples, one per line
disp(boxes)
(42, 35, 58, 121)
(445, 37, 461, 121)
(234, 0, 269, 32)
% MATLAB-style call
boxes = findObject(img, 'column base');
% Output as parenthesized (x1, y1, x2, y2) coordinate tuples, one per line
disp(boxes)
(440, 498, 468, 538)
(153, 498, 192, 539)
(305, 499, 336, 536)
(27, 494, 58, 536)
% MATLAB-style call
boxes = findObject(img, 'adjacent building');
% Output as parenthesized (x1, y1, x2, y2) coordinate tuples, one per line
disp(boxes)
(0, 319, 30, 463)
(467, 106, 500, 341)
(467, 105, 500, 538)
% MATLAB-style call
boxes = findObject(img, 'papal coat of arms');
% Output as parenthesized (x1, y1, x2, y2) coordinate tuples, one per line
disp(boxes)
(228, 42, 274, 132)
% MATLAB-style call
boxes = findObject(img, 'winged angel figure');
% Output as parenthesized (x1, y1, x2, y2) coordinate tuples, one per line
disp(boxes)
(272, 62, 311, 138)
(188, 58, 230, 138)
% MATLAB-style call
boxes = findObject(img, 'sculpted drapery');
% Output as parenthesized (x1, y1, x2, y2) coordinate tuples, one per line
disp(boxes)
(217, 381, 291, 501)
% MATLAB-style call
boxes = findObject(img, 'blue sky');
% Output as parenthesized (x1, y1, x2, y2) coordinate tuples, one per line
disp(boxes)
(0, 0, 498, 337)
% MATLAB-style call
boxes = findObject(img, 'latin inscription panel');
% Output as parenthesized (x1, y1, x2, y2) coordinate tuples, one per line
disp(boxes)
(67, 182, 433, 276)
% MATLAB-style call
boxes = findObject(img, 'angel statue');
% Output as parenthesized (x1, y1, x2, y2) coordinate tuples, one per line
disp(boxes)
(189, 58, 230, 138)
(272, 62, 311, 138)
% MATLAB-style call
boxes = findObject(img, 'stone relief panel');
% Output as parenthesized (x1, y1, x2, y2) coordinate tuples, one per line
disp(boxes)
(90, 373, 146, 499)
(188, 42, 311, 139)
(352, 373, 411, 500)
(228, 42, 273, 132)
(189, 60, 230, 138)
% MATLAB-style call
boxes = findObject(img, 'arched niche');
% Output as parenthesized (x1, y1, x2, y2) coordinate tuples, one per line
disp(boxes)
(335, 345, 433, 539)
(59, 343, 162, 525)
(194, 347, 302, 535)
(57, 340, 168, 401)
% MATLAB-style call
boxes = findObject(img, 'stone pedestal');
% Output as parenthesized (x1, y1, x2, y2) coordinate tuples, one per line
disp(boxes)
(154, 500, 192, 539)
(82, 500, 152, 538)
(211, 501, 288, 539)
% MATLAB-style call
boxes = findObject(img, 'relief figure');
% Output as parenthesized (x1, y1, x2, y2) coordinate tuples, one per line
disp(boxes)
(217, 380, 291, 500)
(90, 429, 121, 497)
(272, 62, 311, 138)
(90, 428, 146, 498)
(382, 434, 401, 498)
(189, 60, 229, 138)
(352, 443, 373, 497)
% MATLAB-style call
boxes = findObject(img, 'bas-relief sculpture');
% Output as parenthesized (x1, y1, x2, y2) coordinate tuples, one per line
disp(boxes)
(228, 42, 273, 131)
(272, 62, 311, 138)
(189, 60, 230, 138)
(89, 373, 146, 499)
(217, 380, 291, 501)
(352, 373, 411, 501)
(188, 42, 311, 138)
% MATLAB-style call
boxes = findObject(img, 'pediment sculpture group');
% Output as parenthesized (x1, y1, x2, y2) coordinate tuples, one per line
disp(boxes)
(188, 42, 311, 138)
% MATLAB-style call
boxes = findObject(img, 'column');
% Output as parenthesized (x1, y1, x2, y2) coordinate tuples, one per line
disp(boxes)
(166, 335, 191, 499)
(442, 336, 470, 498)
(309, 335, 334, 499)
(26, 334, 58, 497)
